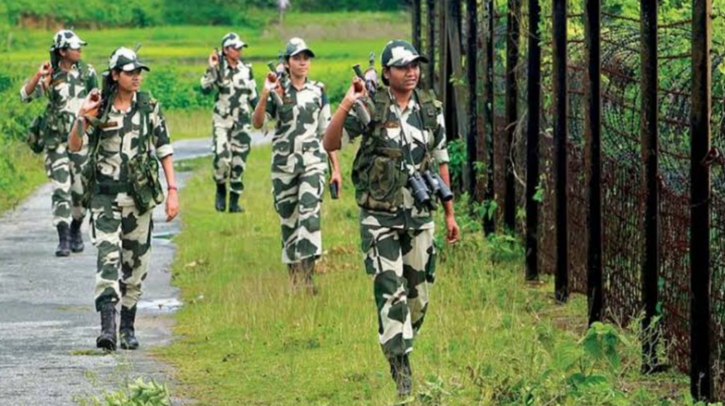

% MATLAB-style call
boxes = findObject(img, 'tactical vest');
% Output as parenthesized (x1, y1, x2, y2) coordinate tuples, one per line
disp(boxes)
(351, 87, 440, 213)
(82, 91, 164, 213)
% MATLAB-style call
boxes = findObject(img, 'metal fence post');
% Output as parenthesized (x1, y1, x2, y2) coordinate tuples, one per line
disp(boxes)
(690, 0, 713, 399)
(553, 0, 569, 303)
(525, 0, 542, 281)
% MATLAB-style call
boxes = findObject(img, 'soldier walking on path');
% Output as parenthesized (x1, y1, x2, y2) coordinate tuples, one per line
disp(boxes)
(20, 30, 98, 257)
(323, 40, 460, 399)
(252, 37, 341, 294)
(68, 47, 179, 351)
(201, 33, 259, 213)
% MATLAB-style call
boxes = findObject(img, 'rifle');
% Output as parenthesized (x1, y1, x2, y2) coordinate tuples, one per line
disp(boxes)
(350, 52, 378, 125)
(266, 61, 285, 108)
(214, 47, 225, 83)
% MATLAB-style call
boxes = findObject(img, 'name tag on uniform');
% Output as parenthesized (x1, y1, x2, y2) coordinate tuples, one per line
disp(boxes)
(99, 121, 120, 130)
(383, 121, 400, 129)
(283, 97, 294, 105)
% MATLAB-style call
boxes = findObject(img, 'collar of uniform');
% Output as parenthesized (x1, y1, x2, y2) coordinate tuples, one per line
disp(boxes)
(285, 77, 312, 93)
(225, 60, 241, 73)
(110, 92, 138, 114)
(386, 87, 419, 114)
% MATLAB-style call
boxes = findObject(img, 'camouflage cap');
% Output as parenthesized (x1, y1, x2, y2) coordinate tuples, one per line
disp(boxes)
(52, 29, 87, 50)
(221, 32, 248, 50)
(284, 37, 315, 58)
(107, 47, 150, 72)
(381, 40, 428, 68)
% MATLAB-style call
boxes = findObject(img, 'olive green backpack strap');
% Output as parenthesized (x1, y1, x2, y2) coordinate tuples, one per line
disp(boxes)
(415, 89, 440, 132)
(372, 87, 391, 124)
(136, 91, 154, 154)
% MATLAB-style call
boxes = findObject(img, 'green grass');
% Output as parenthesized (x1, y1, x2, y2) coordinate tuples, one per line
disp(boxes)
(157, 145, 700, 405)
(166, 109, 210, 141)
(0, 140, 46, 214)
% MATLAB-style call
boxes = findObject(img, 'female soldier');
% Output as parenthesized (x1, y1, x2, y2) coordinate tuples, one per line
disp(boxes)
(21, 30, 97, 256)
(252, 38, 341, 294)
(323, 40, 460, 398)
(69, 47, 179, 351)
(201, 32, 258, 213)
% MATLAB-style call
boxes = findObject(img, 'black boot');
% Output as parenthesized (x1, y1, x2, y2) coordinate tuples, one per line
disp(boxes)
(390, 354, 413, 398)
(119, 305, 139, 350)
(69, 218, 84, 253)
(215, 183, 227, 212)
(55, 223, 70, 257)
(228, 192, 244, 213)
(96, 302, 117, 351)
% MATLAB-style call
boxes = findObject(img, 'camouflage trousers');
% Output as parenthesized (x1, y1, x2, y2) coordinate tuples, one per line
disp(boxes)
(90, 194, 152, 312)
(271, 162, 325, 264)
(361, 223, 437, 360)
(44, 141, 88, 227)
(212, 124, 252, 195)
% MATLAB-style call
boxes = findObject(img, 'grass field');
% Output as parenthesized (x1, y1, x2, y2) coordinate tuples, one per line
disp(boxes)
(157, 146, 700, 405)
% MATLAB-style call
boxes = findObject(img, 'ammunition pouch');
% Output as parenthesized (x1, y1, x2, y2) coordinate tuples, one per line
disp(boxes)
(353, 147, 408, 213)
(128, 153, 164, 214)
(25, 116, 46, 154)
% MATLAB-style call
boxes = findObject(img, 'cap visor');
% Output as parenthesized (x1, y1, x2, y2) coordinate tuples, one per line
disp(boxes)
(121, 62, 150, 72)
(224, 41, 247, 50)
(290, 49, 315, 58)
(390, 55, 428, 67)
(67, 41, 86, 50)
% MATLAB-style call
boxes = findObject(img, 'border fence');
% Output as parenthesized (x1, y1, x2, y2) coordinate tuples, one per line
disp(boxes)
(409, 0, 725, 401)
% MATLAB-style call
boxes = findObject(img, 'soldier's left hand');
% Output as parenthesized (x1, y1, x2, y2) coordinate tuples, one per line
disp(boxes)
(329, 170, 343, 196)
(166, 189, 179, 222)
(445, 214, 460, 244)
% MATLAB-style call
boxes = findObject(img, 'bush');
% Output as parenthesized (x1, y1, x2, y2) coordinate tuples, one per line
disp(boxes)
(144, 67, 213, 110)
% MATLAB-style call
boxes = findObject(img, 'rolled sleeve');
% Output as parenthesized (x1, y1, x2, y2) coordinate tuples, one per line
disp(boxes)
(151, 102, 173, 159)
(200, 67, 217, 94)
(342, 97, 372, 143)
(317, 92, 331, 136)
(19, 82, 42, 102)
(265, 94, 277, 118)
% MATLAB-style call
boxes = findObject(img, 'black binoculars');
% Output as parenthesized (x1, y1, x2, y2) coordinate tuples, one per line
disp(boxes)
(407, 170, 454, 209)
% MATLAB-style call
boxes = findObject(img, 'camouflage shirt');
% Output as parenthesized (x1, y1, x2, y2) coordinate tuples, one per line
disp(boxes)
(343, 88, 449, 230)
(265, 79, 331, 173)
(88, 93, 173, 206)
(21, 62, 98, 137)
(201, 61, 258, 128)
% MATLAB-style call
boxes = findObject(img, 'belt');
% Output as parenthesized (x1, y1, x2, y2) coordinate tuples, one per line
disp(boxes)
(94, 182, 131, 195)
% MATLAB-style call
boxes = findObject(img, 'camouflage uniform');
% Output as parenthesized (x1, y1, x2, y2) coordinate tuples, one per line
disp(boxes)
(20, 30, 97, 229)
(201, 33, 258, 199)
(343, 41, 448, 363)
(265, 38, 330, 265)
(84, 49, 173, 313)
(88, 92, 172, 311)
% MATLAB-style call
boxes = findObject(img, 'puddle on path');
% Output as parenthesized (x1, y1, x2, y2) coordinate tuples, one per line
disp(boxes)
(137, 298, 183, 313)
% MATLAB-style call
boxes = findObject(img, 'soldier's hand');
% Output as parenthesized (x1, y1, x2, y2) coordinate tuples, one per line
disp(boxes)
(329, 170, 343, 196)
(38, 61, 52, 77)
(264, 73, 282, 96)
(79, 89, 102, 118)
(209, 52, 219, 68)
(343, 77, 366, 104)
(166, 188, 179, 222)
(445, 214, 460, 244)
